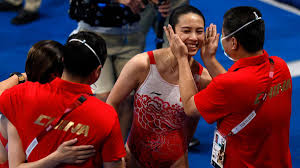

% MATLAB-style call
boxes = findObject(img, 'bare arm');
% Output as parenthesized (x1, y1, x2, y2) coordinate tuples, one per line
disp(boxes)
(107, 54, 148, 114)
(201, 24, 226, 78)
(6, 118, 95, 168)
(198, 68, 212, 90)
(118, 0, 145, 14)
(103, 158, 125, 168)
(164, 25, 199, 117)
(165, 24, 221, 117)
(0, 114, 8, 164)
(0, 73, 27, 95)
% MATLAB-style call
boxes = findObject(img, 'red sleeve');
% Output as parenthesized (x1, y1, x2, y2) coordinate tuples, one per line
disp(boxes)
(101, 116, 126, 162)
(0, 89, 18, 127)
(194, 77, 229, 124)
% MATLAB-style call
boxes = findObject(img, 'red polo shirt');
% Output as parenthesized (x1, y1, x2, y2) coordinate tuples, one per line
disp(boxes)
(194, 50, 292, 168)
(0, 78, 126, 167)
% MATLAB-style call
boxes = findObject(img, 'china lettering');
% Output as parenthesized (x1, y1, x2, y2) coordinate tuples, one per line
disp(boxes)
(254, 79, 291, 105)
(34, 114, 89, 137)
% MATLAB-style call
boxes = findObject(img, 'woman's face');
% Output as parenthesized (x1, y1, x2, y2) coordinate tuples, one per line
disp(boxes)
(174, 13, 205, 56)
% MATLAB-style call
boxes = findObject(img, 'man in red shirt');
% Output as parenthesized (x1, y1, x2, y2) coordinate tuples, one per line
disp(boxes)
(0, 32, 126, 167)
(165, 6, 292, 168)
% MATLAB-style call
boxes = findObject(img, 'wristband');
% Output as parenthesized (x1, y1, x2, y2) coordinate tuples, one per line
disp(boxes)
(9, 72, 25, 84)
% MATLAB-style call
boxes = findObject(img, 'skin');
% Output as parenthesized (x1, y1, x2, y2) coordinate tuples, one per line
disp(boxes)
(96, 0, 171, 141)
(164, 21, 263, 117)
(107, 12, 211, 167)
(118, 0, 145, 14)
(2, 65, 125, 168)
(0, 74, 96, 166)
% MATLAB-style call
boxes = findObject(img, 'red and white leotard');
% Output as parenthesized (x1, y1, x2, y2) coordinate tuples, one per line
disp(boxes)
(127, 51, 203, 167)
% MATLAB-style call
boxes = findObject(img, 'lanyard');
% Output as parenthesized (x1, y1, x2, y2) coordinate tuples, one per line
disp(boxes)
(25, 94, 89, 160)
(228, 58, 274, 136)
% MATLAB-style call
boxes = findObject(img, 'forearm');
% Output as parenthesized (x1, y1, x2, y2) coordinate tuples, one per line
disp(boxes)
(0, 75, 19, 95)
(185, 116, 200, 143)
(177, 58, 199, 116)
(202, 57, 227, 78)
(107, 100, 120, 115)
(103, 158, 125, 168)
(14, 152, 60, 168)
(0, 145, 7, 164)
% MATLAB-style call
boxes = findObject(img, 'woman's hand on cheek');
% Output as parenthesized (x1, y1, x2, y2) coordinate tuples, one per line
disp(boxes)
(164, 24, 189, 60)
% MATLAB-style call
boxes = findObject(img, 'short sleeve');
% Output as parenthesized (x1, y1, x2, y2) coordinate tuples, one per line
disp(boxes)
(0, 89, 17, 126)
(101, 116, 126, 162)
(194, 77, 229, 124)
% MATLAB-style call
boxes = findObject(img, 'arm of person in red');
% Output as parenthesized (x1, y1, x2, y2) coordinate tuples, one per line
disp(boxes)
(164, 24, 224, 117)
(4, 116, 95, 168)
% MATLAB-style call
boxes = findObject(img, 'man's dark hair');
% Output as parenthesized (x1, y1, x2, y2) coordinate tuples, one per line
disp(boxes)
(223, 6, 265, 53)
(169, 5, 205, 32)
(64, 31, 107, 77)
(25, 40, 64, 84)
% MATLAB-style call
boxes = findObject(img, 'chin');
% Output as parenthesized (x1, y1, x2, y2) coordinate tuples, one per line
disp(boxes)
(188, 50, 198, 57)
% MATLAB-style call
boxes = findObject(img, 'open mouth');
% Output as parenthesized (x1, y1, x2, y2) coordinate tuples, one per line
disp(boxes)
(186, 43, 199, 51)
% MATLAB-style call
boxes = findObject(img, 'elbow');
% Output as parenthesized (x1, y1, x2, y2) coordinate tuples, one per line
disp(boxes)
(184, 108, 200, 118)
(183, 101, 200, 118)
(183, 98, 200, 118)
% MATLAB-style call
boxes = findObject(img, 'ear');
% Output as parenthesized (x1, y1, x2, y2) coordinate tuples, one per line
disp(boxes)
(91, 65, 102, 84)
(231, 37, 239, 50)
(96, 65, 102, 77)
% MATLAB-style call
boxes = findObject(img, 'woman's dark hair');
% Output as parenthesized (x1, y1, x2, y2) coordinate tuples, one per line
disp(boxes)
(169, 5, 205, 32)
(223, 6, 265, 53)
(25, 40, 64, 84)
(64, 31, 107, 77)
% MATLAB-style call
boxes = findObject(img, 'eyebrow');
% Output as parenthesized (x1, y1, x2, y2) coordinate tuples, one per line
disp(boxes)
(181, 26, 204, 30)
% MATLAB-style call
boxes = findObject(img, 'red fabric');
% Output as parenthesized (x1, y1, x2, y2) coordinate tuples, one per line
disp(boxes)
(0, 132, 7, 148)
(0, 78, 126, 167)
(198, 62, 203, 75)
(128, 93, 187, 168)
(147, 51, 156, 64)
(0, 162, 8, 168)
(194, 50, 292, 168)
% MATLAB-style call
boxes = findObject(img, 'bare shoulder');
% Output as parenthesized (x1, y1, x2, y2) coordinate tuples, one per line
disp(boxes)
(118, 52, 151, 86)
(126, 52, 150, 72)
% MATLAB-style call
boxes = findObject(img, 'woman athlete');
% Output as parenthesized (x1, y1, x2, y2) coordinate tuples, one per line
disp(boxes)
(107, 5, 211, 168)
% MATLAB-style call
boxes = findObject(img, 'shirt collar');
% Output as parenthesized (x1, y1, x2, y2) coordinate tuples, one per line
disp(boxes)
(50, 78, 93, 95)
(228, 50, 269, 72)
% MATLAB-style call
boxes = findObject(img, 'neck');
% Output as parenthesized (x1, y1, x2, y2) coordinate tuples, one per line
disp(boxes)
(166, 48, 193, 71)
(61, 71, 91, 85)
(237, 49, 264, 60)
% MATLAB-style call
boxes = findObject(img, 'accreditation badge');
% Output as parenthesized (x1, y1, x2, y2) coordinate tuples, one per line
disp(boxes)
(211, 130, 227, 168)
